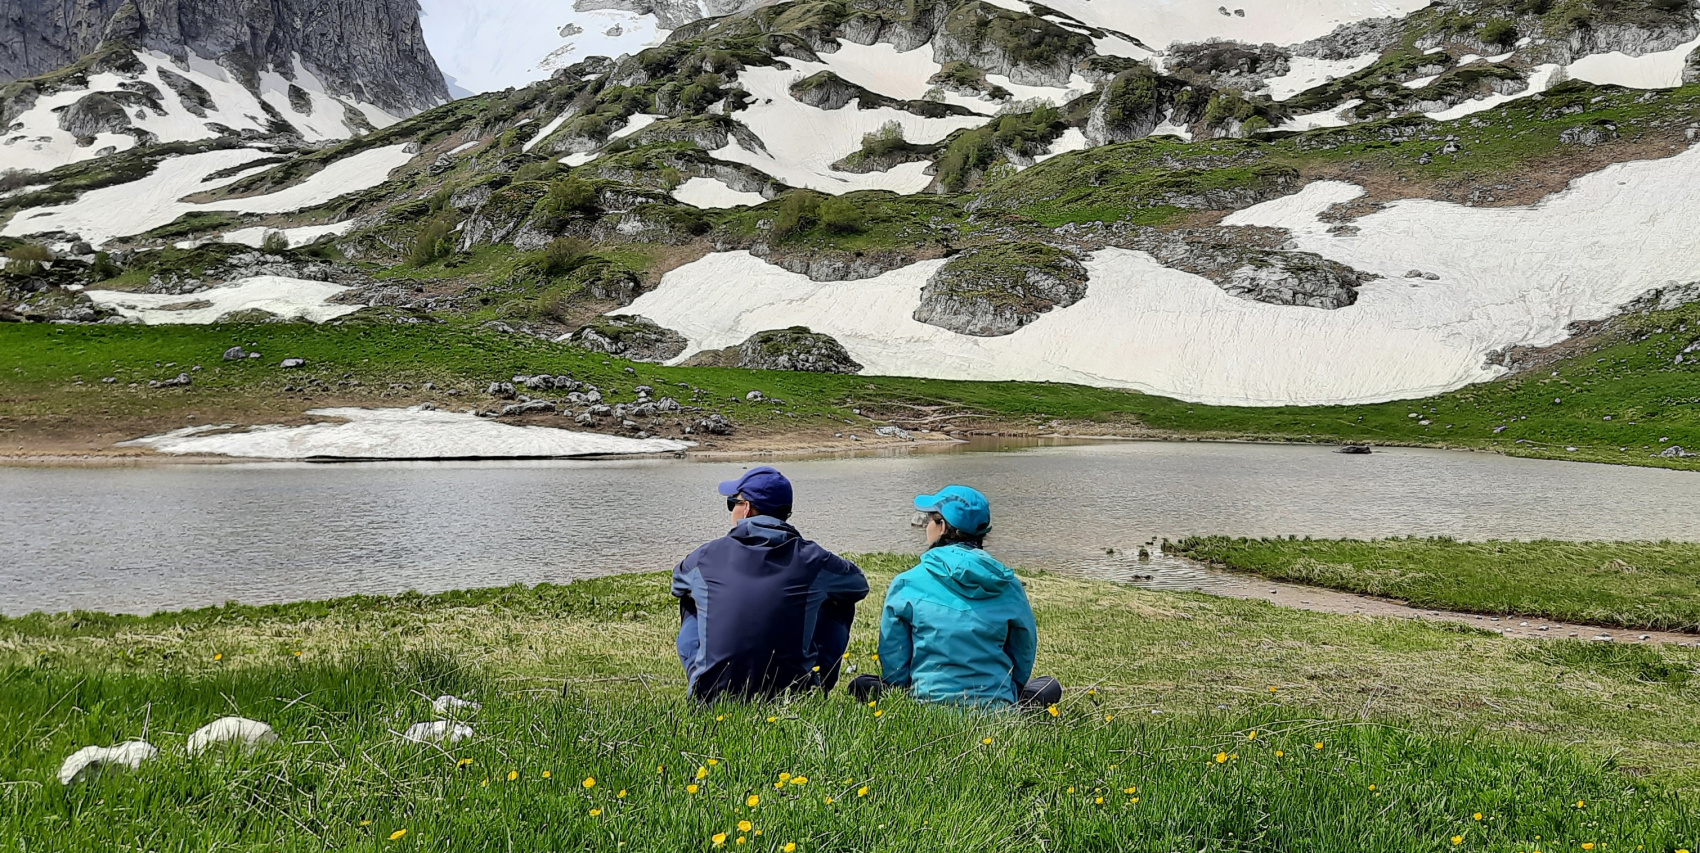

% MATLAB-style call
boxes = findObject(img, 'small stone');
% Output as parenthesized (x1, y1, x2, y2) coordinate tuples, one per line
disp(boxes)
(186, 717, 278, 755)
(403, 721, 473, 744)
(59, 741, 156, 785)
(223, 346, 248, 360)
(279, 358, 306, 369)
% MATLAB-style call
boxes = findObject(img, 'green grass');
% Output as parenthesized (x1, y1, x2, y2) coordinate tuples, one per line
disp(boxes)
(3, 291, 1700, 466)
(1173, 537, 1700, 632)
(4, 555, 1700, 849)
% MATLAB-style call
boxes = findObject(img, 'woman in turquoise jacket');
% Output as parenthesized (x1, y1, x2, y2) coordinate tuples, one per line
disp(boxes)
(850, 485, 1062, 708)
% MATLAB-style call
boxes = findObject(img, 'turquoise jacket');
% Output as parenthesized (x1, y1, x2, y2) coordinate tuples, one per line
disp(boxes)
(877, 544, 1037, 706)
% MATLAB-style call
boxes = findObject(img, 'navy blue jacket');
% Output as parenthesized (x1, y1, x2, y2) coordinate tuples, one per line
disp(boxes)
(672, 516, 868, 702)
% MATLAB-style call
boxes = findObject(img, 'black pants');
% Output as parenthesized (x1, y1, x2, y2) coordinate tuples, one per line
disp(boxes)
(846, 674, 1064, 708)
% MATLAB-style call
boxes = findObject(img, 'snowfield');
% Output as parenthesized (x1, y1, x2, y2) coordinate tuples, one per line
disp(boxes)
(626, 144, 1700, 406)
(119, 407, 691, 459)
(221, 222, 358, 249)
(1027, 0, 1433, 49)
(84, 276, 362, 324)
(0, 50, 397, 173)
(2, 145, 417, 247)
(1567, 33, 1700, 89)
(672, 177, 767, 208)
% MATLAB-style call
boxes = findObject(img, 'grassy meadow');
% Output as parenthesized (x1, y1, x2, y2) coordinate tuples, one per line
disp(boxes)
(1174, 538, 1700, 632)
(4, 554, 1699, 850)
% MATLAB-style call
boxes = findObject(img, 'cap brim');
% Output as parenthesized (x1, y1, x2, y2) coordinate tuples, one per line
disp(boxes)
(913, 493, 941, 512)
(718, 479, 743, 497)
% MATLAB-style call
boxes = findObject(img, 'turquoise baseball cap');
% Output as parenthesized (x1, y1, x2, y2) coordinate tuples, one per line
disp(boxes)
(913, 485, 992, 535)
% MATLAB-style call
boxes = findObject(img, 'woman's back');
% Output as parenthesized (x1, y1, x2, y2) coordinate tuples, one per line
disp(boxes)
(878, 544, 1036, 706)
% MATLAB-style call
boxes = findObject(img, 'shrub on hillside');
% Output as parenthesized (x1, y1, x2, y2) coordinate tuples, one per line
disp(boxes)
(260, 230, 289, 252)
(818, 196, 866, 234)
(4, 244, 53, 276)
(534, 177, 600, 225)
(1480, 18, 1519, 47)
(408, 216, 457, 267)
(769, 192, 822, 240)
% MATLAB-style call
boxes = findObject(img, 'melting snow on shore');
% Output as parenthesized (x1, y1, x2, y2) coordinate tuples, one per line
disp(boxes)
(628, 144, 1700, 406)
(84, 276, 360, 324)
(121, 407, 691, 459)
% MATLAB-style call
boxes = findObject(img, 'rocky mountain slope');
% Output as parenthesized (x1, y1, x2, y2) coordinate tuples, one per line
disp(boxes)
(4, 0, 1700, 412)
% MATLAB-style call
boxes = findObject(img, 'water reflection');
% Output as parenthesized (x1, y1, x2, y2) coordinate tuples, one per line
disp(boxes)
(4, 441, 1695, 615)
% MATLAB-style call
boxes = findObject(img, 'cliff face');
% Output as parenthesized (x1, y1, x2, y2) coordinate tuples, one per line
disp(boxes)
(0, 0, 448, 113)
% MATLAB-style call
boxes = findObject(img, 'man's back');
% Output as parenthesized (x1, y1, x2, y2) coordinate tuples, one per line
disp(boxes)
(674, 516, 849, 701)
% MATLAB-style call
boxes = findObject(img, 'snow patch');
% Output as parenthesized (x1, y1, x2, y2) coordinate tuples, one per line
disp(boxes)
(119, 407, 692, 459)
(84, 276, 361, 324)
(222, 221, 356, 249)
(1034, 127, 1089, 162)
(1278, 98, 1362, 131)
(1032, 0, 1431, 50)
(672, 177, 767, 208)
(4, 145, 416, 246)
(1566, 33, 1700, 89)
(1424, 64, 1560, 121)
(186, 717, 278, 755)
(1263, 53, 1379, 101)
(609, 113, 663, 140)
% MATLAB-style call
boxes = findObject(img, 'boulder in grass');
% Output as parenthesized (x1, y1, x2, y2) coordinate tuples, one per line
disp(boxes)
(403, 721, 473, 744)
(186, 717, 278, 755)
(58, 740, 157, 785)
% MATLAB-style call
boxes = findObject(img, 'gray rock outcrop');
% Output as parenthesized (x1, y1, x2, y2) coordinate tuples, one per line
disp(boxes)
(735, 327, 862, 373)
(913, 243, 1090, 337)
(570, 314, 688, 362)
(1, 0, 449, 114)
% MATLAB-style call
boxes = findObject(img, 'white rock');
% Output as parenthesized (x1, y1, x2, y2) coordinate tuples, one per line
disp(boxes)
(58, 740, 157, 785)
(403, 721, 473, 744)
(431, 694, 481, 716)
(185, 717, 278, 755)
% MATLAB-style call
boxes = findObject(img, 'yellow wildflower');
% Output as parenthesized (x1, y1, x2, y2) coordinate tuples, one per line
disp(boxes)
(1214, 752, 1228, 764)
(1314, 742, 1324, 750)
(507, 770, 518, 782)
(1368, 785, 1376, 791)
(213, 653, 223, 662)
(747, 794, 760, 808)
(1067, 786, 1076, 793)
(824, 796, 834, 805)
(687, 784, 700, 794)
(1105, 714, 1115, 722)
(779, 773, 791, 783)
(590, 808, 603, 817)
(1087, 688, 1097, 696)
(736, 837, 746, 845)
(480, 779, 488, 787)
(1575, 800, 1585, 808)
(360, 820, 373, 826)
(697, 767, 709, 780)
(582, 776, 594, 788)
(389, 829, 407, 841)
(1046, 705, 1060, 717)
(712, 832, 727, 846)
(1583, 845, 1596, 851)
(716, 715, 725, 721)
(791, 776, 808, 785)
(293, 650, 302, 658)
(1095, 797, 1104, 804)
(982, 737, 994, 745)
(542, 771, 552, 779)
(784, 844, 798, 853)
(1275, 751, 1284, 758)
(1247, 731, 1256, 740)
(618, 789, 628, 798)
(857, 786, 870, 798)
(767, 716, 778, 723)
(1268, 686, 1278, 693)
(1451, 836, 1463, 845)
(874, 709, 884, 718)
(1472, 813, 1482, 821)
(738, 820, 753, 832)
(1129, 797, 1139, 804)
(456, 758, 473, 768)
(1122, 787, 1137, 795)
(773, 781, 784, 789)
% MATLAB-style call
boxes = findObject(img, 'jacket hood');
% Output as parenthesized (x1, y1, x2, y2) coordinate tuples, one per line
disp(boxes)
(729, 516, 799, 548)
(919, 544, 1014, 600)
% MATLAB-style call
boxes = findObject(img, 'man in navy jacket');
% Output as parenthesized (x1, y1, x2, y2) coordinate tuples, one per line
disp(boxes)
(672, 466, 868, 702)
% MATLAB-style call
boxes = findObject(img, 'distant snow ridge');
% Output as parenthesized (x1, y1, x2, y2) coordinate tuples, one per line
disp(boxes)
(627, 144, 1700, 406)
(417, 0, 666, 94)
(1, 50, 400, 173)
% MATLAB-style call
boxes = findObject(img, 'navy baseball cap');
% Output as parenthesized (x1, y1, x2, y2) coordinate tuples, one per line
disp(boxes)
(718, 466, 794, 509)
(914, 485, 991, 535)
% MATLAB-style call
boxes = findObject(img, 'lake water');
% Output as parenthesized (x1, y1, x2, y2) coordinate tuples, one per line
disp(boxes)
(5, 441, 1698, 616)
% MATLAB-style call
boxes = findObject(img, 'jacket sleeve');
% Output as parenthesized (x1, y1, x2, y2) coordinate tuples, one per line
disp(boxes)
(1003, 585, 1037, 688)
(877, 578, 916, 688)
(672, 557, 702, 675)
